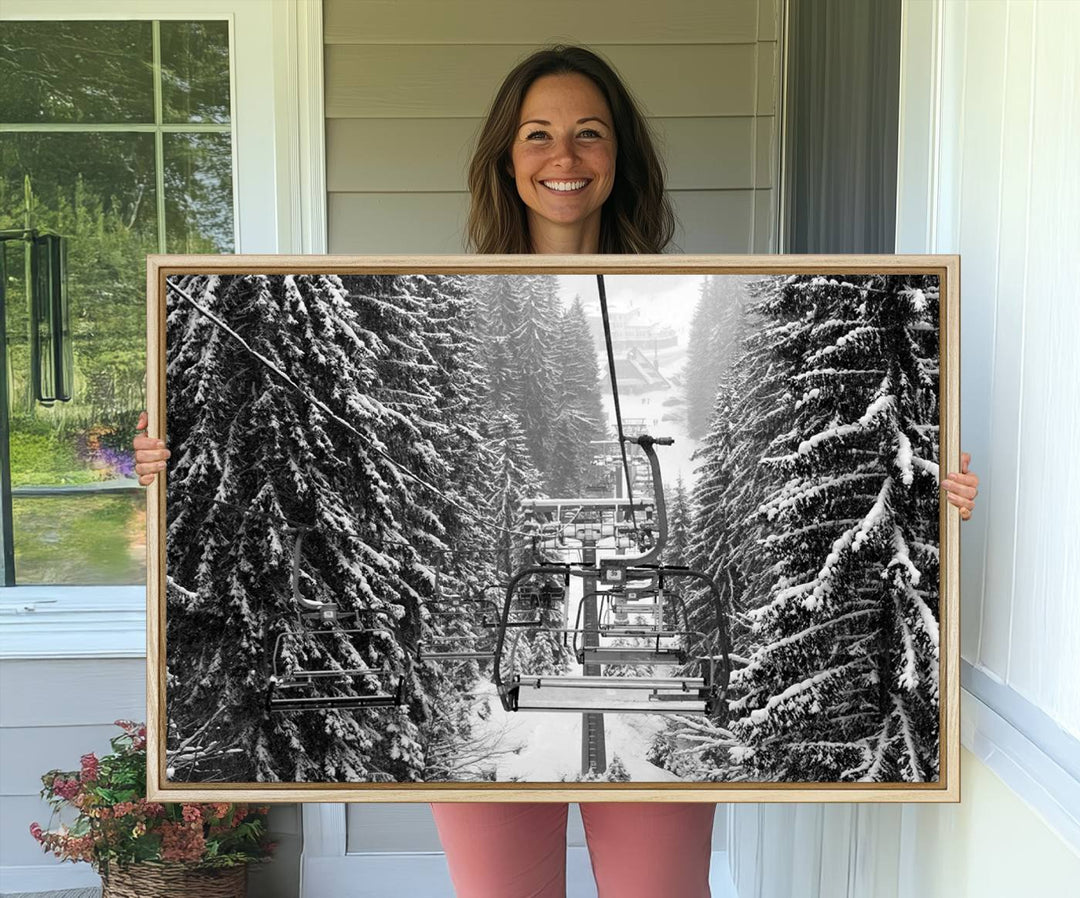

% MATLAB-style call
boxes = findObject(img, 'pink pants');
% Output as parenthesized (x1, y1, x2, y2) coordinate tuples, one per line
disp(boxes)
(431, 802, 715, 898)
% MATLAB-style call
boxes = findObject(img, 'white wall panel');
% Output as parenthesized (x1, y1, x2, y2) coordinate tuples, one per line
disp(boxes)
(979, 0, 1036, 693)
(897, 0, 1080, 738)
(1005, 1, 1080, 730)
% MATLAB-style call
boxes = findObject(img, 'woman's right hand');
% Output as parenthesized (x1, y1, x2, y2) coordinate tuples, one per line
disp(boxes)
(133, 411, 170, 486)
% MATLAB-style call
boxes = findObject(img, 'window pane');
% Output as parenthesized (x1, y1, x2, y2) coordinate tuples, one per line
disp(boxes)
(2, 132, 154, 584)
(160, 20, 232, 124)
(0, 21, 154, 124)
(0, 132, 158, 236)
(164, 133, 235, 252)
(12, 493, 145, 585)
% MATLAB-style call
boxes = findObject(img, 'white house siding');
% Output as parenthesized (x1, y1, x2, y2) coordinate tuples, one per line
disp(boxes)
(324, 0, 781, 254)
(0, 658, 145, 893)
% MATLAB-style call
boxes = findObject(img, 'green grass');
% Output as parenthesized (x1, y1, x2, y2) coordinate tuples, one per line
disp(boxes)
(12, 493, 146, 585)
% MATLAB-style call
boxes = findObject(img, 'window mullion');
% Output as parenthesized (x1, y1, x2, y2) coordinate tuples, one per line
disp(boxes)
(152, 19, 167, 255)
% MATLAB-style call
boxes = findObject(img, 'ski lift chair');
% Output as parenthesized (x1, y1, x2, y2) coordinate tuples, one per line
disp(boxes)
(516, 575, 566, 610)
(572, 574, 696, 668)
(268, 622, 407, 713)
(600, 570, 661, 627)
(266, 527, 411, 712)
(417, 594, 502, 663)
(491, 564, 719, 716)
(506, 673, 715, 714)
(493, 435, 734, 719)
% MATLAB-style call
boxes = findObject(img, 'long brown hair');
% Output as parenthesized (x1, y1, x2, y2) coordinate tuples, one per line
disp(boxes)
(466, 45, 676, 254)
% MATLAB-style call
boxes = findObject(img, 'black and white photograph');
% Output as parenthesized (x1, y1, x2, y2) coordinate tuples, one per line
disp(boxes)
(152, 258, 955, 794)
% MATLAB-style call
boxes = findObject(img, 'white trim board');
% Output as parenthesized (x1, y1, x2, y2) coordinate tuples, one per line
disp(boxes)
(961, 683, 1080, 854)
(0, 587, 144, 659)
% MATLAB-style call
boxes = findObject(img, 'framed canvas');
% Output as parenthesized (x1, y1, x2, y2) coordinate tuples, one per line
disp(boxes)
(145, 254, 960, 803)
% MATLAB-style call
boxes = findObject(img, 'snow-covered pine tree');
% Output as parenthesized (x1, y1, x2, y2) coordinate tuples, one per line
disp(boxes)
(548, 295, 608, 497)
(603, 754, 631, 782)
(337, 273, 479, 778)
(728, 274, 941, 783)
(647, 713, 739, 781)
(649, 296, 786, 781)
(383, 273, 503, 780)
(166, 273, 427, 783)
(485, 410, 546, 582)
(663, 475, 693, 567)
(683, 276, 748, 439)
(573, 754, 630, 782)
(509, 275, 564, 486)
(474, 274, 524, 420)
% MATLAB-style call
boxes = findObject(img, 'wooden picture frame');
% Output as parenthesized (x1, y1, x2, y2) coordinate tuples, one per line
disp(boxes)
(146, 254, 960, 803)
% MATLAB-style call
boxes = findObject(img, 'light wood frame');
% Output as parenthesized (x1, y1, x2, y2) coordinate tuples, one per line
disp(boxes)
(146, 253, 960, 803)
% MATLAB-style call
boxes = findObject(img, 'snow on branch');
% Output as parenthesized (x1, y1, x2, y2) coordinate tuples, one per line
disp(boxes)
(795, 391, 895, 456)
(740, 656, 867, 726)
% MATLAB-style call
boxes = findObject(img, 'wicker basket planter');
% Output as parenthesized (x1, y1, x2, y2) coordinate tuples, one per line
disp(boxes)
(101, 862, 247, 898)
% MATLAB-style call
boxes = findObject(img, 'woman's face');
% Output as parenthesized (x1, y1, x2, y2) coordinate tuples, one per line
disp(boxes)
(508, 73, 617, 246)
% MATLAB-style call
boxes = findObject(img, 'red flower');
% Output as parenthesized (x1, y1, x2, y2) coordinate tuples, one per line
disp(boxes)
(181, 805, 202, 824)
(29, 822, 43, 842)
(52, 778, 80, 801)
(136, 798, 166, 818)
(80, 753, 99, 782)
(160, 821, 206, 863)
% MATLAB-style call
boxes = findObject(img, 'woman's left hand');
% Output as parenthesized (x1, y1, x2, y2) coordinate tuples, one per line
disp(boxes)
(941, 451, 979, 521)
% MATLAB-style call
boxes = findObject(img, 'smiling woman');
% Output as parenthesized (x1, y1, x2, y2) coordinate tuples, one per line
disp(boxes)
(508, 73, 617, 253)
(466, 45, 675, 255)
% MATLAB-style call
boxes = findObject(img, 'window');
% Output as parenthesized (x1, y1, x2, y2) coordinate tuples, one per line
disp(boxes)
(0, 19, 235, 585)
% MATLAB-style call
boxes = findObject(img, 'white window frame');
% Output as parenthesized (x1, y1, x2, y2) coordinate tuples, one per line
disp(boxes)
(0, 0, 326, 658)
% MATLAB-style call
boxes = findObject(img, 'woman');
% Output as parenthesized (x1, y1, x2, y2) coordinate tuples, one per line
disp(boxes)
(135, 45, 979, 898)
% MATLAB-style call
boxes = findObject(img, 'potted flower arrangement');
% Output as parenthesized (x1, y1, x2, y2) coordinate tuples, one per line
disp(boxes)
(30, 720, 274, 898)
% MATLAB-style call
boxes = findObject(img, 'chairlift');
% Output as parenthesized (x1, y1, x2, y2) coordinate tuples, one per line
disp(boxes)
(516, 575, 566, 609)
(268, 622, 407, 713)
(417, 590, 503, 664)
(266, 528, 408, 713)
(491, 436, 733, 719)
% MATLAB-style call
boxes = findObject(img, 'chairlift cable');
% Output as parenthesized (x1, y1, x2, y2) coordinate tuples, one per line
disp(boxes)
(595, 274, 641, 545)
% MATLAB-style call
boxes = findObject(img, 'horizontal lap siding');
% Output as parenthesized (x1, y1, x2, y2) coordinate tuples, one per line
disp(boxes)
(0, 658, 145, 868)
(325, 45, 759, 118)
(324, 1, 780, 254)
(324, 0, 762, 45)
(327, 117, 770, 192)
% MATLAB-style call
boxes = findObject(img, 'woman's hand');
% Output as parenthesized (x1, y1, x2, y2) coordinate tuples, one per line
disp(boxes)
(941, 451, 979, 521)
(133, 411, 170, 486)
